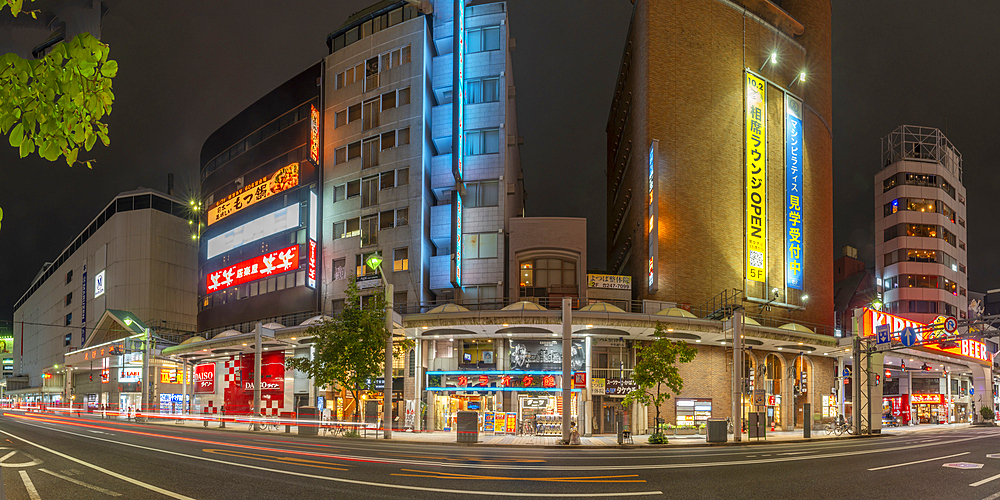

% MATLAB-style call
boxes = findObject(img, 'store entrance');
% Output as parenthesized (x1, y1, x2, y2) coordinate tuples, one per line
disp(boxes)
(915, 404, 942, 424)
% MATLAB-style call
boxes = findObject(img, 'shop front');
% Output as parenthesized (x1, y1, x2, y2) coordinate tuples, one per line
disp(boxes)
(882, 394, 910, 426)
(911, 393, 945, 424)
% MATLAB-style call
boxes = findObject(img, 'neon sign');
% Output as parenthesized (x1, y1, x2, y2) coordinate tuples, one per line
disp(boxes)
(648, 139, 658, 291)
(309, 105, 320, 166)
(208, 163, 300, 225)
(785, 95, 803, 289)
(206, 244, 299, 293)
(861, 308, 990, 364)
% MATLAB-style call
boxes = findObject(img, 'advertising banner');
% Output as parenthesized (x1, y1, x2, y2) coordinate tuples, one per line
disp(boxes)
(309, 105, 320, 166)
(195, 363, 215, 393)
(206, 244, 299, 293)
(506, 412, 517, 435)
(494, 411, 506, 434)
(785, 94, 804, 290)
(606, 378, 639, 397)
(239, 351, 285, 393)
(118, 367, 141, 383)
(206, 203, 300, 259)
(745, 71, 767, 283)
(451, 188, 463, 287)
(160, 367, 183, 384)
(508, 339, 585, 371)
(648, 139, 659, 292)
(860, 308, 991, 365)
(483, 411, 494, 434)
(587, 274, 632, 290)
(592, 377, 606, 396)
(208, 162, 299, 225)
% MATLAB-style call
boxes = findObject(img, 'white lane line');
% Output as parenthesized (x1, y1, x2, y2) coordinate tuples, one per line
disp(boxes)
(0, 429, 195, 500)
(0, 450, 16, 462)
(17, 424, 662, 497)
(19, 470, 41, 500)
(39, 468, 122, 496)
(776, 451, 811, 456)
(970, 472, 1000, 487)
(980, 490, 1000, 500)
(868, 452, 969, 471)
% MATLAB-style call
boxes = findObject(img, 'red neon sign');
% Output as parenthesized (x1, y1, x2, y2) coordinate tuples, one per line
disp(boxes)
(206, 245, 299, 293)
(861, 308, 990, 364)
(910, 393, 943, 404)
(195, 363, 215, 393)
(309, 104, 320, 165)
(307, 239, 317, 288)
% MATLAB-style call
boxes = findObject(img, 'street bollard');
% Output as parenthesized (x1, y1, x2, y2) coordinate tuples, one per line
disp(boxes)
(803, 403, 811, 439)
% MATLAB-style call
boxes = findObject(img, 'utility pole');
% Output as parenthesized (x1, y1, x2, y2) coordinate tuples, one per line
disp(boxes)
(141, 327, 151, 421)
(254, 322, 262, 431)
(562, 297, 572, 443)
(366, 252, 393, 440)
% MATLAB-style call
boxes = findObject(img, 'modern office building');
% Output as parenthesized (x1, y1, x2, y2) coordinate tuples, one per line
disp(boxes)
(874, 125, 967, 325)
(322, 0, 524, 312)
(606, 0, 833, 328)
(11, 188, 198, 404)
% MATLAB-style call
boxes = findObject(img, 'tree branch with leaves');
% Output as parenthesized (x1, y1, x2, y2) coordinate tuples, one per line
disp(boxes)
(285, 280, 413, 422)
(623, 322, 698, 444)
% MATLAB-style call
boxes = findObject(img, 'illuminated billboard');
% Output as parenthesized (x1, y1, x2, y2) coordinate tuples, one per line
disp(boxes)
(206, 203, 300, 259)
(859, 308, 990, 365)
(451, 188, 463, 288)
(308, 190, 317, 289)
(309, 105, 320, 166)
(785, 95, 804, 290)
(206, 244, 299, 293)
(648, 139, 659, 292)
(745, 71, 767, 283)
(452, 0, 465, 183)
(207, 163, 299, 226)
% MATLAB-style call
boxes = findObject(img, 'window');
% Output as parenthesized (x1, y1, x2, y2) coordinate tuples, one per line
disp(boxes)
(333, 258, 346, 280)
(398, 87, 410, 106)
(464, 181, 499, 207)
(334, 146, 347, 164)
(66, 270, 73, 284)
(364, 57, 379, 91)
(348, 103, 361, 123)
(64, 333, 71, 347)
(466, 77, 500, 104)
(380, 210, 394, 230)
(334, 184, 346, 202)
(361, 215, 378, 246)
(467, 26, 500, 53)
(336, 72, 345, 89)
(401, 45, 411, 64)
(345, 217, 360, 238)
(394, 247, 408, 272)
(462, 232, 498, 259)
(397, 167, 409, 186)
(381, 90, 396, 110)
(381, 130, 395, 150)
(380, 170, 395, 190)
(65, 313, 73, 326)
(65, 292, 73, 306)
(463, 285, 497, 307)
(333, 221, 346, 239)
(465, 128, 499, 155)
(348, 141, 361, 160)
(335, 109, 347, 128)
(362, 137, 379, 169)
(396, 207, 408, 226)
(361, 176, 378, 208)
(362, 98, 380, 130)
(958, 239, 966, 250)
(397, 127, 410, 146)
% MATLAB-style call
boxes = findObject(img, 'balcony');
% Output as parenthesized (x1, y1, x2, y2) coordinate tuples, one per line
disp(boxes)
(592, 368, 633, 381)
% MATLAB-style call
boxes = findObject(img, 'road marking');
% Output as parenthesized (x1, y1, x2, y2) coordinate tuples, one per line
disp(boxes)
(14, 423, 662, 497)
(39, 468, 122, 496)
(970, 472, 1000, 487)
(943, 462, 983, 469)
(980, 490, 1000, 500)
(776, 451, 811, 456)
(393, 469, 645, 483)
(0, 429, 195, 500)
(0, 447, 43, 467)
(19, 470, 41, 500)
(201, 449, 350, 471)
(868, 452, 969, 471)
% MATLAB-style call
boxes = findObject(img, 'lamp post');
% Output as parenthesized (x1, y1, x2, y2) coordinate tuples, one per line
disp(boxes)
(366, 252, 394, 439)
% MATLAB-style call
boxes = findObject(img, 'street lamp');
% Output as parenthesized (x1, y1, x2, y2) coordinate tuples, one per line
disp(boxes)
(366, 252, 394, 439)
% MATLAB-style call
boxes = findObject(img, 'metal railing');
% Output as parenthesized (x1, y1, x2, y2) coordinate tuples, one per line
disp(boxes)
(592, 368, 633, 380)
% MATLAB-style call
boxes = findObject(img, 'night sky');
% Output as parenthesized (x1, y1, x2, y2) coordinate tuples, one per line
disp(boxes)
(1, 1, 996, 320)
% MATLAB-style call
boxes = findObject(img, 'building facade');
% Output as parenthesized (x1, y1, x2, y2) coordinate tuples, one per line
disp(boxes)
(606, 0, 833, 328)
(322, 0, 524, 313)
(874, 125, 967, 324)
(11, 188, 198, 403)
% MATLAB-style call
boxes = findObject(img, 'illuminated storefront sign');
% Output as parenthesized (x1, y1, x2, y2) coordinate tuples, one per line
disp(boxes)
(195, 363, 215, 393)
(160, 367, 183, 384)
(785, 95, 803, 290)
(206, 244, 299, 293)
(451, 188, 463, 288)
(81, 264, 87, 345)
(745, 71, 767, 283)
(860, 308, 990, 364)
(586, 274, 631, 290)
(309, 105, 320, 166)
(207, 163, 300, 226)
(94, 270, 105, 298)
(425, 370, 583, 392)
(452, 0, 465, 183)
(206, 203, 300, 259)
(240, 351, 284, 393)
(308, 190, 317, 289)
(648, 139, 659, 292)
(911, 393, 944, 404)
(118, 367, 141, 383)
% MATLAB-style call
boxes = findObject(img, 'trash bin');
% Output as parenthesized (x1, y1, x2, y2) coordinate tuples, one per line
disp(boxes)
(456, 410, 479, 443)
(706, 418, 728, 443)
(298, 406, 319, 435)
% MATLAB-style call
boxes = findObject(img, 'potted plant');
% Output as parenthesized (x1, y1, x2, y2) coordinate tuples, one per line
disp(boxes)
(980, 406, 995, 424)
(677, 425, 697, 435)
(697, 423, 706, 435)
(664, 423, 676, 436)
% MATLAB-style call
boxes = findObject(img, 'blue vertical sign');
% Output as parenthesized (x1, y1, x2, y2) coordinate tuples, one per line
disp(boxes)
(450, 0, 465, 289)
(451, 188, 463, 287)
(81, 264, 87, 345)
(784, 95, 804, 290)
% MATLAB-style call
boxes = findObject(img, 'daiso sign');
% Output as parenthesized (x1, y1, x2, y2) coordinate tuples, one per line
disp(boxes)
(860, 308, 990, 365)
(194, 363, 215, 394)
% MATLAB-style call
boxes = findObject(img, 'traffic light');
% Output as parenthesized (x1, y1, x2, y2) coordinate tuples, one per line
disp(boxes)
(900, 361, 905, 371)
(875, 374, 881, 386)
(885, 369, 891, 379)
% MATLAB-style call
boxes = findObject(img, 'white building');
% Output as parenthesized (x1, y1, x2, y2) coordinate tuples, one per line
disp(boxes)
(874, 125, 968, 325)
(11, 188, 198, 403)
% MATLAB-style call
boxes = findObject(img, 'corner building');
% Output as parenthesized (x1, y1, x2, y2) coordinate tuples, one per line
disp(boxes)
(605, 0, 837, 431)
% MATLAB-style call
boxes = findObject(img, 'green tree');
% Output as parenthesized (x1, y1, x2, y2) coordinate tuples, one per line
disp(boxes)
(623, 322, 697, 443)
(285, 280, 412, 422)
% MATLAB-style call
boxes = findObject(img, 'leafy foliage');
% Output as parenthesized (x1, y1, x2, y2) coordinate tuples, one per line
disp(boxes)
(284, 281, 413, 421)
(0, 32, 117, 167)
(647, 432, 667, 445)
(981, 406, 995, 421)
(623, 322, 698, 430)
(1, 0, 39, 18)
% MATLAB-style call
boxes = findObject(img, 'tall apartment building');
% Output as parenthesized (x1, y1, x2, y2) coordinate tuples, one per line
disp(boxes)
(322, 0, 523, 311)
(874, 125, 968, 325)
(605, 0, 833, 328)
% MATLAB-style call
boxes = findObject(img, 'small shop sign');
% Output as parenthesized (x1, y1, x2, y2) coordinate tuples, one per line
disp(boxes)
(606, 378, 639, 397)
(587, 274, 632, 290)
(592, 377, 606, 395)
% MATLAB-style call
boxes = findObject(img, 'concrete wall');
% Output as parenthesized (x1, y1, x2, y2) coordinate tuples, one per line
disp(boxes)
(507, 217, 587, 300)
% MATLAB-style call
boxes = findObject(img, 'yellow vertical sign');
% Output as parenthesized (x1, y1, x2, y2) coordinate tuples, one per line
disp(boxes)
(745, 72, 767, 282)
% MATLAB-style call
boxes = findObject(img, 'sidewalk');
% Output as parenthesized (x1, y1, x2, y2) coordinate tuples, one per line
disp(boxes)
(24, 409, 974, 448)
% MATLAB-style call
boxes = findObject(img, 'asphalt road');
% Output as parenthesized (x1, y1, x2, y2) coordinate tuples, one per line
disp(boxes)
(0, 409, 998, 499)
